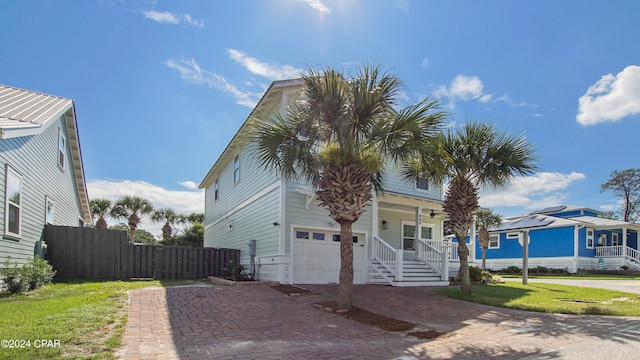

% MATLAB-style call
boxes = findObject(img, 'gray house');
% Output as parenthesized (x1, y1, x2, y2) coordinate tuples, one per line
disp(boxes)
(199, 79, 458, 286)
(0, 84, 91, 265)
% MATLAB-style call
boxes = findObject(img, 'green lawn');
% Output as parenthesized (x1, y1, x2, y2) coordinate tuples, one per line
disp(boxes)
(436, 282, 640, 316)
(500, 274, 640, 280)
(0, 279, 202, 360)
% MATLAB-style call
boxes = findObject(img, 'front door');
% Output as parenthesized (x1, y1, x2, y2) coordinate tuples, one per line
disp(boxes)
(402, 222, 434, 250)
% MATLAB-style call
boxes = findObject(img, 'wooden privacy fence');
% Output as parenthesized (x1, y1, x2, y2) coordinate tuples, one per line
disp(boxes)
(44, 225, 240, 280)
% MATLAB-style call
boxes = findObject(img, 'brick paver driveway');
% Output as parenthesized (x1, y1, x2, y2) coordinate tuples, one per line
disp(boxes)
(117, 284, 640, 359)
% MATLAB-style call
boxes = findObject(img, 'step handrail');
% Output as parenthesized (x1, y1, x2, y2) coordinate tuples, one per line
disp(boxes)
(416, 239, 449, 280)
(372, 236, 403, 281)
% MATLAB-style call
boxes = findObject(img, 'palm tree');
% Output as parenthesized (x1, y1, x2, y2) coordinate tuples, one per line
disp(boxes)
(89, 198, 112, 229)
(405, 122, 536, 295)
(250, 65, 446, 309)
(110, 196, 154, 237)
(152, 208, 182, 241)
(476, 209, 502, 271)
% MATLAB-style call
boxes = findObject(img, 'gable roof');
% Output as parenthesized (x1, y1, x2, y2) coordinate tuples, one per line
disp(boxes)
(0, 84, 91, 224)
(199, 78, 304, 189)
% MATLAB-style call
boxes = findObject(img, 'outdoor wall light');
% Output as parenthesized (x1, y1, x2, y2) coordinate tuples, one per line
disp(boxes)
(273, 222, 280, 226)
(382, 220, 388, 230)
(430, 210, 435, 218)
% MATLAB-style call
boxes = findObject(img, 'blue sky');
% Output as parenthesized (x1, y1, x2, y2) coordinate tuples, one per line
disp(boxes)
(2, 1, 639, 235)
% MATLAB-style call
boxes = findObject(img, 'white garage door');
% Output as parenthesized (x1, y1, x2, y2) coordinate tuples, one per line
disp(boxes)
(293, 228, 365, 284)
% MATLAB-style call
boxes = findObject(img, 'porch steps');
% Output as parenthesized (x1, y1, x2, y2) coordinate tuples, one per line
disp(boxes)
(369, 259, 449, 287)
(625, 258, 640, 271)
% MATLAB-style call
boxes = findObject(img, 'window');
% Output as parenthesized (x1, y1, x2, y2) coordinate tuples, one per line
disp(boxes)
(586, 229, 594, 249)
(214, 179, 219, 201)
(416, 176, 429, 191)
(5, 166, 22, 237)
(58, 128, 66, 170)
(597, 234, 606, 246)
(332, 234, 358, 243)
(45, 196, 55, 224)
(612, 232, 620, 246)
(489, 235, 499, 249)
(233, 155, 240, 183)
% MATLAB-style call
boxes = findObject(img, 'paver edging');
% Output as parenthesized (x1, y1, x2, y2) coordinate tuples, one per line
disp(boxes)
(207, 276, 279, 286)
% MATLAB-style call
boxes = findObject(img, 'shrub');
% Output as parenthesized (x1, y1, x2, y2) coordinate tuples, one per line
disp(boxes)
(468, 266, 483, 282)
(481, 270, 494, 284)
(502, 265, 522, 274)
(21, 256, 56, 290)
(0, 256, 56, 294)
(223, 260, 246, 281)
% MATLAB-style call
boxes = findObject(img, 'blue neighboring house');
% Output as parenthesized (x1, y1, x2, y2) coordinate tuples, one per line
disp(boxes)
(476, 205, 640, 272)
(0, 84, 91, 267)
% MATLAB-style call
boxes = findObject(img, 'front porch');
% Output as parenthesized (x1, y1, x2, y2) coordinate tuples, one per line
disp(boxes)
(595, 245, 640, 270)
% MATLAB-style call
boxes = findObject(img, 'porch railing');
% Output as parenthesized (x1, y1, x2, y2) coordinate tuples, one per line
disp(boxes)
(595, 245, 640, 262)
(424, 240, 459, 261)
(372, 236, 403, 281)
(595, 245, 624, 257)
(416, 239, 449, 280)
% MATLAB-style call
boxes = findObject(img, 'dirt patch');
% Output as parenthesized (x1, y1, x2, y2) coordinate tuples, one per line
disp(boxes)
(315, 301, 416, 332)
(270, 284, 317, 296)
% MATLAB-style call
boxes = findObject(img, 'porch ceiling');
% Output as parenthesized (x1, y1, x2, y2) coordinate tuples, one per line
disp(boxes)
(377, 192, 445, 217)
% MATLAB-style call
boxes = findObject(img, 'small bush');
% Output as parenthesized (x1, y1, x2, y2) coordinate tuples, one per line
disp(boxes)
(502, 265, 522, 274)
(0, 256, 56, 294)
(481, 270, 494, 284)
(468, 266, 483, 282)
(223, 260, 246, 281)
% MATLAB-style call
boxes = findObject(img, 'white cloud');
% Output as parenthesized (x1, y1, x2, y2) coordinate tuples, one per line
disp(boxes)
(298, 0, 330, 15)
(179, 180, 198, 190)
(479, 172, 586, 209)
(577, 65, 640, 125)
(164, 57, 261, 107)
(436, 74, 494, 107)
(142, 10, 205, 28)
(420, 57, 430, 69)
(87, 179, 205, 237)
(227, 49, 303, 80)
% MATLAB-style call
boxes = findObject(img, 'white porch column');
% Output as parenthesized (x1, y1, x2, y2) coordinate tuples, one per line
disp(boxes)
(622, 227, 627, 249)
(415, 207, 422, 237)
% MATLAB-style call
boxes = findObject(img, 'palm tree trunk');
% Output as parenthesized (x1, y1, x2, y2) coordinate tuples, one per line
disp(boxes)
(338, 221, 354, 310)
(481, 247, 487, 271)
(456, 235, 471, 295)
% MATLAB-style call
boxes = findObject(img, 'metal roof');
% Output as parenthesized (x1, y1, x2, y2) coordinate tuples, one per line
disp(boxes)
(0, 84, 91, 224)
(0, 85, 73, 136)
(571, 216, 640, 230)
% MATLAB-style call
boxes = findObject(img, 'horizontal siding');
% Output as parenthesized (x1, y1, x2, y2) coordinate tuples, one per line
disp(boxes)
(381, 161, 443, 201)
(204, 141, 278, 226)
(204, 186, 281, 261)
(0, 114, 83, 265)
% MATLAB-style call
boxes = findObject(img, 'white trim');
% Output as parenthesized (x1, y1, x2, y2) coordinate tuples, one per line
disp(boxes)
(586, 228, 594, 249)
(278, 178, 286, 254)
(204, 180, 281, 230)
(488, 234, 499, 249)
(4, 165, 22, 238)
(506, 232, 519, 239)
(612, 232, 620, 246)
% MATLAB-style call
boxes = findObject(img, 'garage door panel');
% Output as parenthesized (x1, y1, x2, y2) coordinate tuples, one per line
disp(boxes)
(293, 228, 364, 284)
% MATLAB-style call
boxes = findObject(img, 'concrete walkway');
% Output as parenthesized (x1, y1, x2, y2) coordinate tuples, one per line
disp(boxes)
(503, 277, 640, 294)
(116, 284, 640, 359)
